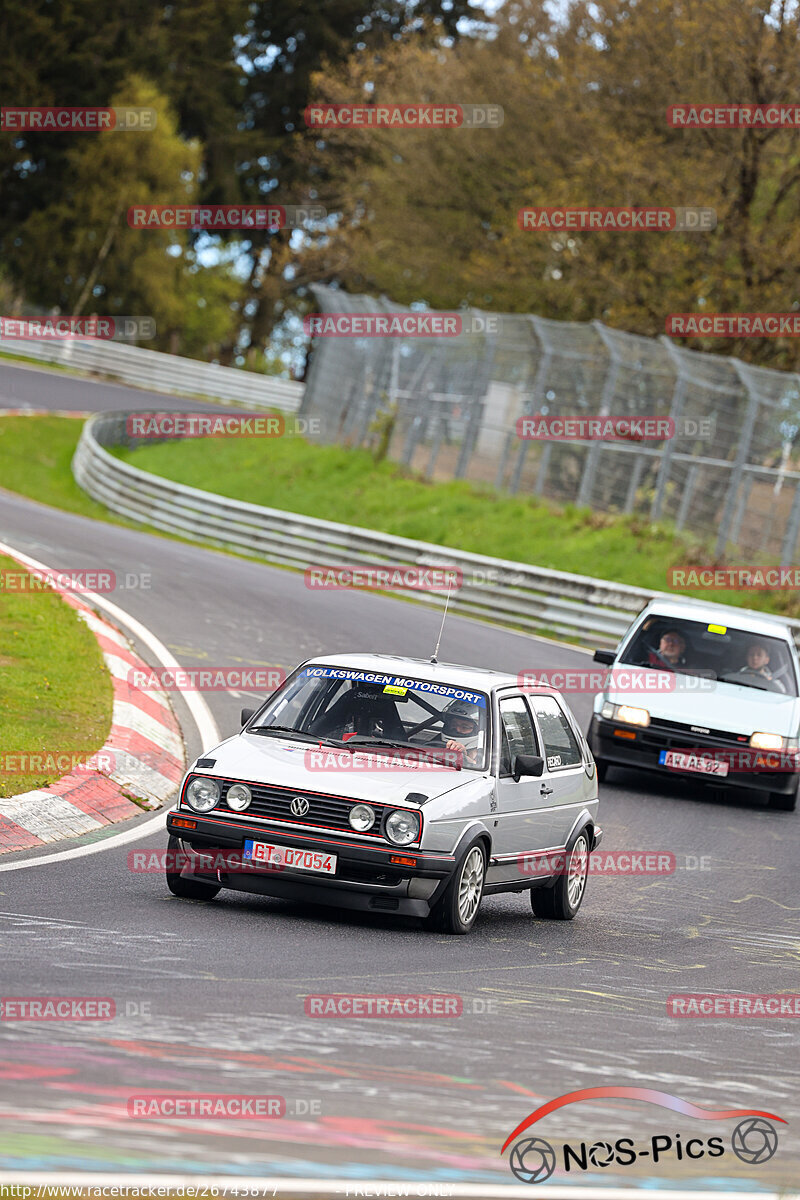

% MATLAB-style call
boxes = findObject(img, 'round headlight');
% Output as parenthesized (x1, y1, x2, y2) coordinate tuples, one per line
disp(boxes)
(226, 783, 252, 811)
(349, 803, 375, 832)
(385, 808, 420, 846)
(185, 776, 220, 812)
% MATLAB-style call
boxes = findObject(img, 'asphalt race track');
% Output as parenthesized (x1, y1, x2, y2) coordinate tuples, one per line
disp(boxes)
(0, 362, 798, 1191)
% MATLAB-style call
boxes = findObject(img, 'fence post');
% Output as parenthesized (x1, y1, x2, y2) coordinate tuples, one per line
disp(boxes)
(651, 339, 686, 521)
(577, 323, 620, 508)
(714, 361, 760, 556)
(781, 481, 800, 561)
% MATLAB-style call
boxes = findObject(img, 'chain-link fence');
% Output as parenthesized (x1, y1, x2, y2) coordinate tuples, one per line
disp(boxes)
(301, 285, 800, 560)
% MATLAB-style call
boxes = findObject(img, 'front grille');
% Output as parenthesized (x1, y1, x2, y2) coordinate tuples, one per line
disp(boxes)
(217, 780, 390, 836)
(641, 718, 750, 751)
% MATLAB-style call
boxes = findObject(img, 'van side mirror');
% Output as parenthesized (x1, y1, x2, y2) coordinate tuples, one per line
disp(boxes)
(593, 648, 616, 665)
(513, 754, 545, 781)
(240, 707, 255, 727)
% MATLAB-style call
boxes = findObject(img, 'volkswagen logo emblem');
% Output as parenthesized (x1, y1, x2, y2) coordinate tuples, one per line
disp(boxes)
(509, 1137, 556, 1184)
(290, 796, 310, 818)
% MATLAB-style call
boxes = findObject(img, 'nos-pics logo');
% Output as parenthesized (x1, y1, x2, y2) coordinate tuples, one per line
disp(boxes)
(501, 1087, 784, 1184)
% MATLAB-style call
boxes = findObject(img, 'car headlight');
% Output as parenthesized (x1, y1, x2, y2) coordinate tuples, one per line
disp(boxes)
(226, 783, 252, 811)
(749, 732, 785, 751)
(185, 776, 220, 812)
(385, 808, 420, 845)
(615, 705, 651, 727)
(349, 804, 375, 832)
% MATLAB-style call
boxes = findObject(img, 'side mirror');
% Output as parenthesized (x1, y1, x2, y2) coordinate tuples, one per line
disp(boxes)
(240, 707, 255, 727)
(513, 754, 545, 781)
(593, 648, 616, 665)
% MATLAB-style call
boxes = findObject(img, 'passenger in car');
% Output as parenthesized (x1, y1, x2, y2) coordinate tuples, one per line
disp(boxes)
(736, 642, 786, 693)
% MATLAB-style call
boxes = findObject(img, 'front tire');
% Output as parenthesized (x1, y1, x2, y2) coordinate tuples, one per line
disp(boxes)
(426, 841, 486, 935)
(530, 832, 589, 920)
(768, 786, 798, 812)
(165, 836, 221, 900)
(595, 759, 610, 783)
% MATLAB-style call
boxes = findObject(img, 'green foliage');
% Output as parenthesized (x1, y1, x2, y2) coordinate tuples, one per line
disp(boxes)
(0, 552, 113, 798)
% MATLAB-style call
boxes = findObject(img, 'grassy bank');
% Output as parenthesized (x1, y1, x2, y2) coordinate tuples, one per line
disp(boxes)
(112, 432, 800, 619)
(0, 414, 797, 619)
(0, 551, 113, 797)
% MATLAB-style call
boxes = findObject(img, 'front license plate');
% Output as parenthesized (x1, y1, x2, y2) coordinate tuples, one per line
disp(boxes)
(659, 750, 729, 777)
(243, 840, 337, 874)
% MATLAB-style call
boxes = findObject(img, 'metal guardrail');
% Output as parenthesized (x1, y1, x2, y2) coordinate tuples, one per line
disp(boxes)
(72, 411, 800, 649)
(0, 337, 304, 412)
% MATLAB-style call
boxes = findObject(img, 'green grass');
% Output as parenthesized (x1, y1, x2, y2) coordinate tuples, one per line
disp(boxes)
(0, 552, 114, 798)
(0, 414, 798, 622)
(111, 432, 800, 619)
(0, 415, 121, 519)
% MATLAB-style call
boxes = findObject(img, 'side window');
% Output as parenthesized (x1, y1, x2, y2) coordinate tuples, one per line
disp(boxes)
(529, 694, 583, 770)
(498, 696, 539, 776)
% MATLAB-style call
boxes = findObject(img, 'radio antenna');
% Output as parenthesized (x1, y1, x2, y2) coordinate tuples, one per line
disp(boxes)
(430, 572, 454, 663)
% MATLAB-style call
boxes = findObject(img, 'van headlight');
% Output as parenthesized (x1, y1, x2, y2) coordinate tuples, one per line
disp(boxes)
(185, 776, 220, 812)
(602, 702, 650, 727)
(749, 732, 785, 751)
(385, 809, 420, 845)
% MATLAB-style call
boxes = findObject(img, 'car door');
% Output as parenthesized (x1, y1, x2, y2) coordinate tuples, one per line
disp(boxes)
(491, 694, 558, 884)
(527, 692, 591, 849)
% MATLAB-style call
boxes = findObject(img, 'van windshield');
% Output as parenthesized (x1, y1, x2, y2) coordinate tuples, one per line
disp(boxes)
(619, 616, 798, 697)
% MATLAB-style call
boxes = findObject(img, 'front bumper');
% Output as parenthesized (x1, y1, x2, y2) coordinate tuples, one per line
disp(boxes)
(166, 810, 456, 917)
(589, 715, 799, 796)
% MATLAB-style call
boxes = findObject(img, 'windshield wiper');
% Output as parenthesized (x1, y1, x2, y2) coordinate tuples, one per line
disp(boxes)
(249, 726, 342, 746)
(718, 676, 772, 692)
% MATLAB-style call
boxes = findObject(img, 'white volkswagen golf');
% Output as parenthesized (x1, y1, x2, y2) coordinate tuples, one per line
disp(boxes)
(165, 653, 602, 934)
(589, 598, 800, 811)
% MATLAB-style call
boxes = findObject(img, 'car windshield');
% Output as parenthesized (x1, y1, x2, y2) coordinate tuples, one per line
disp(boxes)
(619, 616, 798, 697)
(249, 664, 489, 770)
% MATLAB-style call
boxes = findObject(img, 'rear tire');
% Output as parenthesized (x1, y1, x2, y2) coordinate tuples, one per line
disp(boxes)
(530, 832, 589, 920)
(425, 840, 486, 935)
(165, 836, 221, 900)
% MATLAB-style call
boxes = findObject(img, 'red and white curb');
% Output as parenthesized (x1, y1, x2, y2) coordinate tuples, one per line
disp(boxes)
(0, 561, 184, 855)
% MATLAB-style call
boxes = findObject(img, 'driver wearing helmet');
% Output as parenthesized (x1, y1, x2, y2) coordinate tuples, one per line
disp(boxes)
(442, 699, 483, 767)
